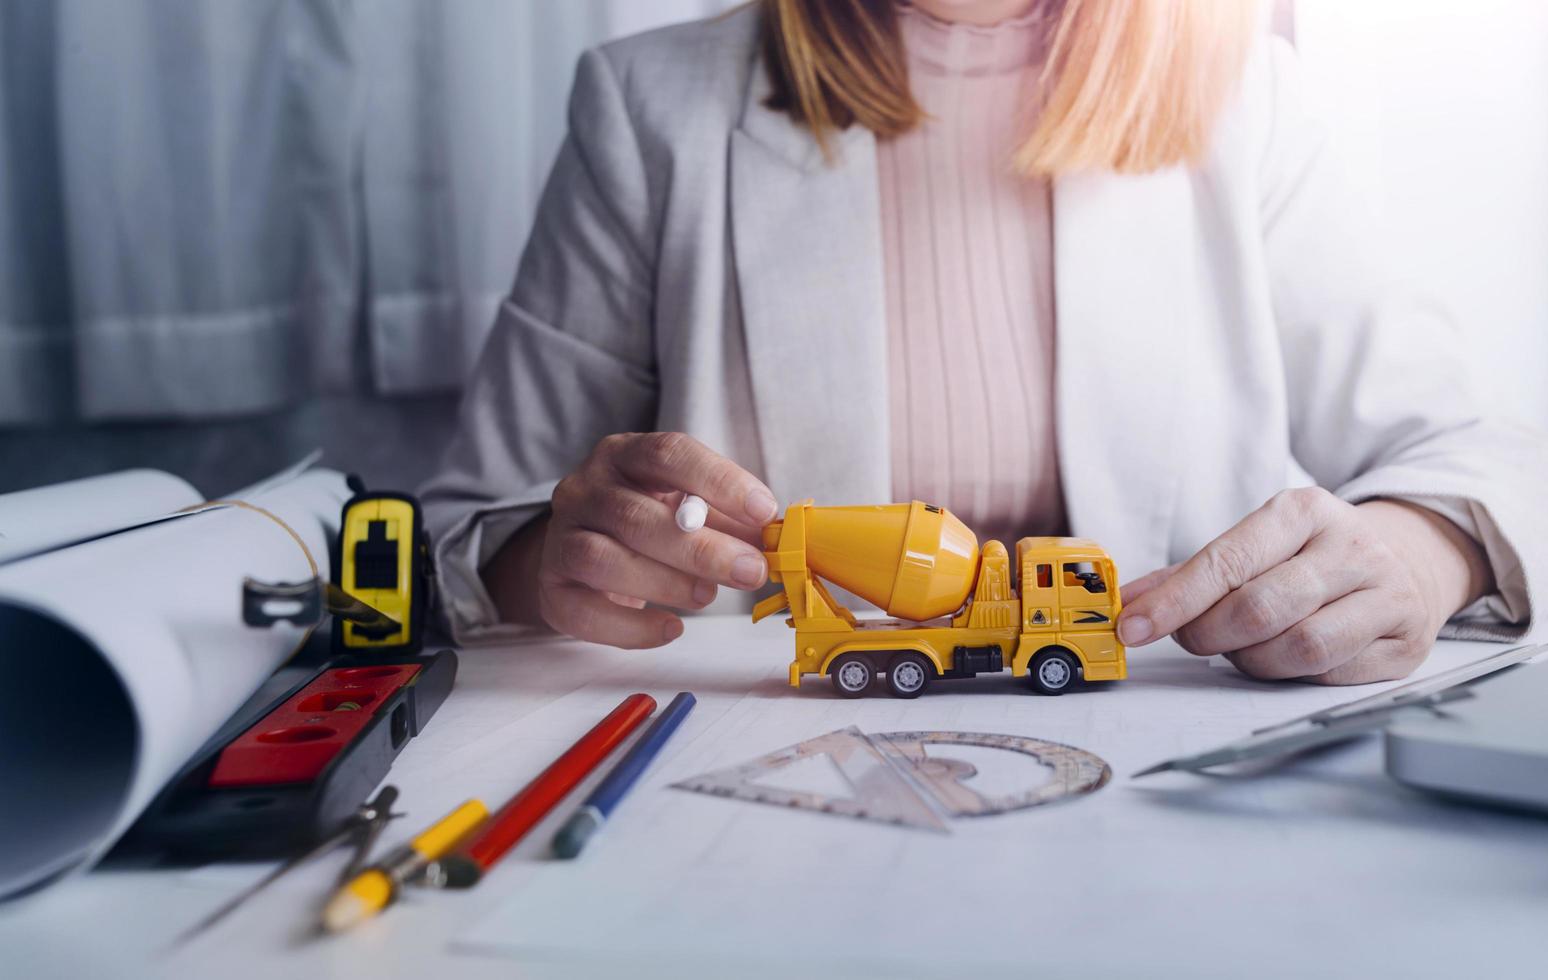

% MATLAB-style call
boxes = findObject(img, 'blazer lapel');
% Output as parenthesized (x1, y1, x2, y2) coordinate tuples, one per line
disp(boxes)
(1052, 169, 1191, 578)
(730, 65, 891, 510)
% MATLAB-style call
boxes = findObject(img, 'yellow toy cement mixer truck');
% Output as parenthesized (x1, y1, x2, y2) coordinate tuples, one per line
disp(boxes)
(752, 501, 1126, 698)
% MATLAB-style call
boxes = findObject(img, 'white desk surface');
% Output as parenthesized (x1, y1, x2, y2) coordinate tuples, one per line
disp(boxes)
(4, 616, 1544, 979)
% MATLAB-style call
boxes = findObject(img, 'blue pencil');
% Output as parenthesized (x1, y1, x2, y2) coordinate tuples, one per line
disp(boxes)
(551, 692, 696, 858)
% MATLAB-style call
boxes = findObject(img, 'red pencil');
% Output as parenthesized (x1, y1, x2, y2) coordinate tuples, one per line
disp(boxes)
(430, 692, 657, 888)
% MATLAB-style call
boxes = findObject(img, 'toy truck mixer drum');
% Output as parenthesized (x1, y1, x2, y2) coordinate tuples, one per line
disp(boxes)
(791, 503, 980, 622)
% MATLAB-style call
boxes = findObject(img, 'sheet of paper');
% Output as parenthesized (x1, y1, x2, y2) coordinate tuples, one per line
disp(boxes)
(0, 468, 349, 899)
(442, 621, 1545, 978)
(0, 469, 203, 565)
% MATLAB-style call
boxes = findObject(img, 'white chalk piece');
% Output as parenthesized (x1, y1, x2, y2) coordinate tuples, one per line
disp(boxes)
(675, 494, 709, 532)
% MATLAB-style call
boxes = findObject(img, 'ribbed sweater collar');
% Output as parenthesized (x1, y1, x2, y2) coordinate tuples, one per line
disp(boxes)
(897, 1, 1053, 77)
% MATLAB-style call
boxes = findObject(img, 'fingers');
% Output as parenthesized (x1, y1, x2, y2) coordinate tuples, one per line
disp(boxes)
(1222, 588, 1403, 680)
(536, 432, 777, 650)
(537, 432, 776, 650)
(704, 503, 766, 547)
(1172, 549, 1364, 657)
(1118, 564, 1180, 604)
(608, 432, 779, 527)
(555, 527, 718, 610)
(581, 487, 768, 590)
(539, 582, 684, 649)
(1301, 637, 1427, 685)
(1117, 487, 1345, 646)
(1118, 488, 1440, 684)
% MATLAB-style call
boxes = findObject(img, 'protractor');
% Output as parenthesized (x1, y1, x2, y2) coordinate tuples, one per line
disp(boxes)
(875, 730, 1111, 817)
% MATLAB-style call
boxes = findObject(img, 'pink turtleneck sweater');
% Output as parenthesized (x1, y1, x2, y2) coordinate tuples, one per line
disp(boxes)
(880, 3, 1063, 546)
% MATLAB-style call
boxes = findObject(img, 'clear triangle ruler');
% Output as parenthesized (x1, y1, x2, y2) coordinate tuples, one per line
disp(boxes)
(671, 727, 1110, 832)
(670, 726, 949, 832)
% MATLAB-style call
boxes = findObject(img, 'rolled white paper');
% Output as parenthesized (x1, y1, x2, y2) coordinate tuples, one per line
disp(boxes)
(0, 470, 202, 565)
(0, 468, 350, 899)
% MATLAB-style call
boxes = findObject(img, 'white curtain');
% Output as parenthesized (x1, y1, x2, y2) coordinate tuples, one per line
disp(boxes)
(1294, 0, 1548, 428)
(0, 0, 737, 426)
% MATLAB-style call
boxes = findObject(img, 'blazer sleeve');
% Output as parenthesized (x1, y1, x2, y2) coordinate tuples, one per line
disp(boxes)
(419, 47, 659, 645)
(1257, 37, 1545, 640)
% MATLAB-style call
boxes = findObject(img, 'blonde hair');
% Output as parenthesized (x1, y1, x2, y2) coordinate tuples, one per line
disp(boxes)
(759, 0, 1260, 176)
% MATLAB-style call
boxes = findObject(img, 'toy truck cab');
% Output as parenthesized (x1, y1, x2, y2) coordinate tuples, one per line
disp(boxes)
(1010, 539, 1125, 692)
(753, 501, 1127, 699)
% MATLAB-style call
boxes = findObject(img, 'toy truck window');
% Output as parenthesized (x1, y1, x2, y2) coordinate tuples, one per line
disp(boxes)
(1036, 564, 1052, 589)
(1063, 562, 1107, 594)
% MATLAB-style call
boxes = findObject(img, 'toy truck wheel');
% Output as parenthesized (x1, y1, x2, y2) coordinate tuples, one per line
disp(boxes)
(1029, 648, 1079, 695)
(830, 654, 875, 698)
(885, 652, 932, 699)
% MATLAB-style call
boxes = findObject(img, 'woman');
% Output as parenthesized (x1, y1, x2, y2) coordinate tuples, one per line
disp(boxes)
(421, 0, 1542, 683)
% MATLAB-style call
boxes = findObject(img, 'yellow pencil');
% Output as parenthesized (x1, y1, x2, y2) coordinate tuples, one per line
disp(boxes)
(322, 798, 488, 933)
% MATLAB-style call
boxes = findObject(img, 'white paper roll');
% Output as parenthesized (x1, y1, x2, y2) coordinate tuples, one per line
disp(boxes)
(0, 470, 202, 565)
(0, 468, 349, 899)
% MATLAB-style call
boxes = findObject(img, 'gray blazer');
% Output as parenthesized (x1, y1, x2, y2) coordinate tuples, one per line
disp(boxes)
(421, 7, 1543, 645)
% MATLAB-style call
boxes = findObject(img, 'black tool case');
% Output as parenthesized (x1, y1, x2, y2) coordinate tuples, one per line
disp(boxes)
(118, 637, 456, 859)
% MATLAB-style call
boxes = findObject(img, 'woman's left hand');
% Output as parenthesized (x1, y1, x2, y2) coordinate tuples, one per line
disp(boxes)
(1115, 487, 1493, 684)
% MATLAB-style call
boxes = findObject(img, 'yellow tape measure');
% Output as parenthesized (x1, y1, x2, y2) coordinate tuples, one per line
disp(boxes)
(334, 481, 430, 655)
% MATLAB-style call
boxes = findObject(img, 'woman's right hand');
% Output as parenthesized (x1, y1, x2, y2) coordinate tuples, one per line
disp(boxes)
(489, 432, 780, 649)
